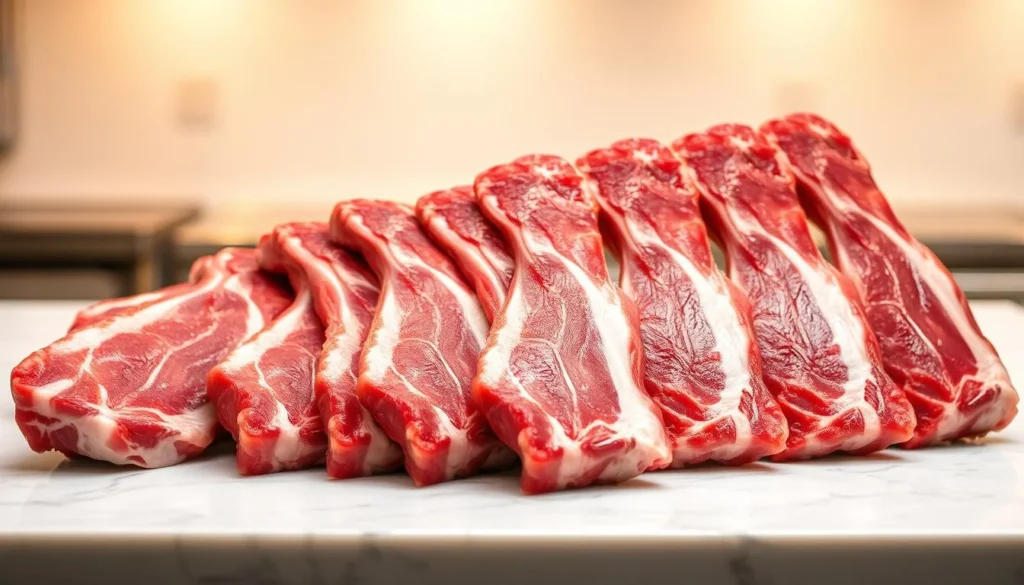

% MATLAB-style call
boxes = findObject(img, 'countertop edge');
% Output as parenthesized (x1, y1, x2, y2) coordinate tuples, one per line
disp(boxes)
(1, 532, 1022, 585)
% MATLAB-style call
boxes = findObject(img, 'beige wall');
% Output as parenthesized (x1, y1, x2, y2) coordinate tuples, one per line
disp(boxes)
(0, 0, 1021, 210)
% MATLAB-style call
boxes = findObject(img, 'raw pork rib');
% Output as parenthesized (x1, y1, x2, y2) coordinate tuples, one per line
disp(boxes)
(577, 139, 788, 466)
(10, 249, 292, 468)
(260, 222, 402, 479)
(416, 186, 515, 322)
(474, 155, 671, 493)
(330, 200, 511, 486)
(69, 259, 213, 331)
(762, 113, 1019, 446)
(673, 126, 916, 460)
(70, 284, 193, 332)
(207, 230, 331, 475)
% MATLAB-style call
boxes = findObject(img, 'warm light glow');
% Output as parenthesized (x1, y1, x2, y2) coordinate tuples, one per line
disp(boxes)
(404, 0, 519, 28)
(154, 0, 242, 31)
(1, 0, 1021, 209)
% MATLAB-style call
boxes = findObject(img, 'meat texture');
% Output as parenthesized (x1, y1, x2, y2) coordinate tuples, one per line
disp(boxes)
(762, 113, 1019, 446)
(261, 222, 402, 479)
(69, 259, 213, 332)
(474, 154, 671, 493)
(70, 285, 193, 332)
(416, 186, 515, 322)
(207, 231, 332, 475)
(577, 138, 788, 466)
(330, 200, 511, 486)
(673, 125, 916, 460)
(10, 248, 292, 468)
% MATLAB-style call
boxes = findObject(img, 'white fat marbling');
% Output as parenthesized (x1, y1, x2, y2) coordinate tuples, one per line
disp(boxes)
(1, 301, 1023, 585)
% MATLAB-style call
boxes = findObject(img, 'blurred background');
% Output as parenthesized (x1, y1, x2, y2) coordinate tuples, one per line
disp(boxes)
(0, 0, 1021, 300)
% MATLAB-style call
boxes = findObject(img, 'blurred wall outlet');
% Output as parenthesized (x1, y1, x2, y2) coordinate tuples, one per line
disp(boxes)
(774, 81, 819, 114)
(1010, 81, 1024, 135)
(175, 77, 219, 131)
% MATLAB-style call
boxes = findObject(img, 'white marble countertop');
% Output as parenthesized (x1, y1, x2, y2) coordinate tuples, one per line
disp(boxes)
(2, 301, 1023, 585)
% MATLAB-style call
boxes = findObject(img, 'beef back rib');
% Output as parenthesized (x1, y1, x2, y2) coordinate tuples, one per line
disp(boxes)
(207, 230, 331, 475)
(262, 222, 402, 478)
(474, 154, 671, 493)
(673, 125, 916, 460)
(331, 199, 512, 486)
(10, 248, 292, 468)
(577, 138, 788, 466)
(416, 186, 515, 322)
(762, 113, 1019, 447)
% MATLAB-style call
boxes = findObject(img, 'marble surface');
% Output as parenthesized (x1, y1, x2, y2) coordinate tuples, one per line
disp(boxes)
(1, 301, 1023, 585)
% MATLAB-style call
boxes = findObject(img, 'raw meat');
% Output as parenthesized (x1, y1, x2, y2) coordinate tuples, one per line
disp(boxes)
(206, 229, 334, 476)
(261, 222, 402, 479)
(577, 138, 788, 466)
(416, 186, 514, 322)
(69, 259, 213, 331)
(474, 154, 671, 493)
(10, 248, 292, 468)
(761, 113, 1019, 446)
(673, 126, 916, 460)
(330, 199, 512, 486)
(70, 284, 193, 332)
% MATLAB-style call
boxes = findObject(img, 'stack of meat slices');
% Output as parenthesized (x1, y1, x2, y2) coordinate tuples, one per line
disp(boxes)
(9, 114, 1018, 494)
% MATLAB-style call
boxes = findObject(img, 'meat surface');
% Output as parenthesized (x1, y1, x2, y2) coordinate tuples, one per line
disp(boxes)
(577, 138, 788, 466)
(207, 230, 332, 476)
(331, 200, 511, 486)
(416, 186, 515, 322)
(762, 113, 1019, 447)
(673, 126, 916, 460)
(474, 154, 671, 493)
(260, 222, 402, 479)
(70, 285, 193, 332)
(10, 248, 292, 468)
(69, 259, 213, 332)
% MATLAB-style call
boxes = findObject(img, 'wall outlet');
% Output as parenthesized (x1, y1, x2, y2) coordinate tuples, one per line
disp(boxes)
(773, 81, 819, 114)
(1010, 81, 1024, 135)
(175, 77, 219, 131)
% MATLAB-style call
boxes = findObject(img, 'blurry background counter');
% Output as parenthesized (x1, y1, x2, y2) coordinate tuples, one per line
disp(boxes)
(174, 202, 1024, 302)
(171, 202, 332, 281)
(0, 200, 199, 299)
(3, 200, 1023, 303)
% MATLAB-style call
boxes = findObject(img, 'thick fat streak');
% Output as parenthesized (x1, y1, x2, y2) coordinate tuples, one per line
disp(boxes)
(419, 210, 511, 320)
(364, 284, 474, 472)
(24, 391, 214, 469)
(826, 197, 1011, 439)
(764, 229, 882, 452)
(358, 215, 491, 378)
(315, 279, 366, 385)
(287, 242, 373, 385)
(479, 278, 600, 484)
(363, 214, 491, 362)
(579, 140, 787, 465)
(20, 262, 266, 468)
(213, 287, 323, 470)
(70, 259, 213, 330)
(70, 289, 175, 331)
(621, 220, 756, 461)
(477, 200, 669, 489)
(343, 211, 502, 480)
(274, 229, 400, 476)
(702, 186, 883, 451)
(762, 115, 1016, 442)
(681, 154, 892, 457)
